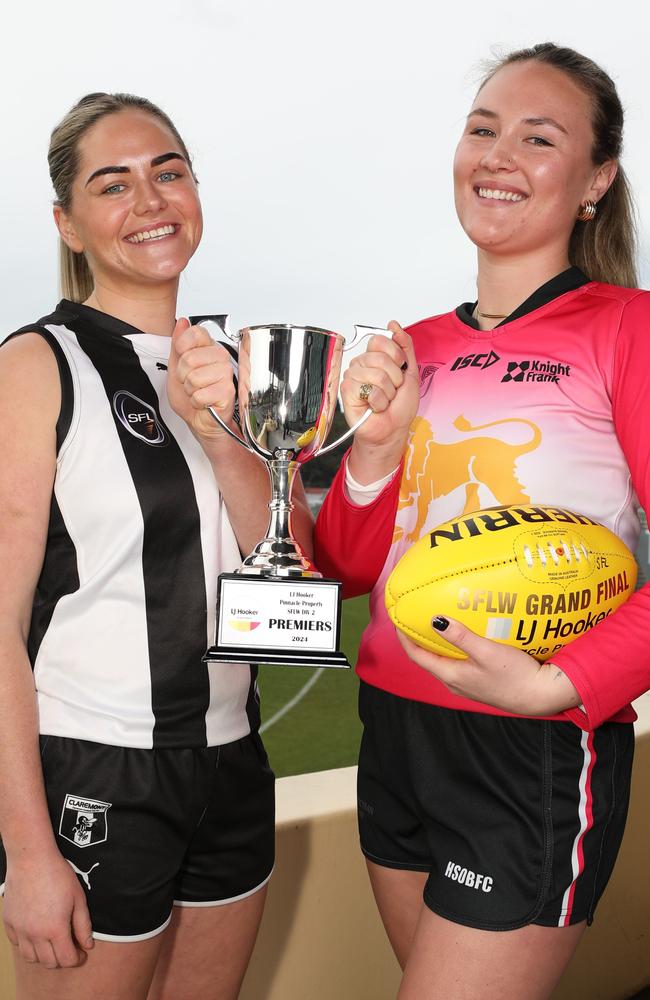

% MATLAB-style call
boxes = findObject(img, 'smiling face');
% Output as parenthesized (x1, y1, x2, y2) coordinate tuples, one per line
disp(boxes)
(55, 108, 203, 295)
(453, 60, 616, 264)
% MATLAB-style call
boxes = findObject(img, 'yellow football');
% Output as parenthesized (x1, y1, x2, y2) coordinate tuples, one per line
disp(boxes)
(385, 505, 637, 662)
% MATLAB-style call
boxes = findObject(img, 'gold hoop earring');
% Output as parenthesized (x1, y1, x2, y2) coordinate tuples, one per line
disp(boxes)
(577, 200, 597, 222)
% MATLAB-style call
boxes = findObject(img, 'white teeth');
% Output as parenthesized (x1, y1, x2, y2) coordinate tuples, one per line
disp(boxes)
(477, 187, 525, 202)
(127, 224, 176, 243)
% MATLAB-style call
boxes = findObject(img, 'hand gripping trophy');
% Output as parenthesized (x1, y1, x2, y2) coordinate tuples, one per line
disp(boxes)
(198, 319, 381, 669)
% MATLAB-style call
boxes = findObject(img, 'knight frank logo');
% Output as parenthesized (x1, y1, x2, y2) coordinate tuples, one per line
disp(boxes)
(59, 794, 111, 849)
(501, 359, 571, 384)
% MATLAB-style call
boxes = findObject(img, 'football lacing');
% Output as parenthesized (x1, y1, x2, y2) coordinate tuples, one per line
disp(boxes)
(523, 539, 588, 568)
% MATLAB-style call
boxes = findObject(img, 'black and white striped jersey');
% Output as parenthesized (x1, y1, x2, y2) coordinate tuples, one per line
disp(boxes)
(11, 301, 259, 749)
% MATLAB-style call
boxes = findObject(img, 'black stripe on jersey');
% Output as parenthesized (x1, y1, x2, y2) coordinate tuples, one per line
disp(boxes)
(29, 492, 81, 665)
(72, 319, 211, 748)
(5, 326, 75, 452)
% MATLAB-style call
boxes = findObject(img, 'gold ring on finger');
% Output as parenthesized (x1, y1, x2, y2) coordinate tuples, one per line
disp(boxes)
(358, 383, 373, 403)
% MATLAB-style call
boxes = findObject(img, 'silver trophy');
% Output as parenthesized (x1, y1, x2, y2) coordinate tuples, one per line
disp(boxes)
(196, 319, 381, 669)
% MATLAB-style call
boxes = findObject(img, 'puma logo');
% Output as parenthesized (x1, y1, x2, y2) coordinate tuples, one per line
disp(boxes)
(394, 413, 542, 543)
(67, 860, 100, 890)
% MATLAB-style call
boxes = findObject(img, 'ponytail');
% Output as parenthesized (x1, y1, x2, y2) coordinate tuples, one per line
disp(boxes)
(59, 242, 94, 302)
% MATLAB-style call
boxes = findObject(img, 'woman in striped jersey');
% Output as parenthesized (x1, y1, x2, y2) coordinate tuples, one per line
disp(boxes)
(0, 94, 312, 999)
(315, 44, 647, 998)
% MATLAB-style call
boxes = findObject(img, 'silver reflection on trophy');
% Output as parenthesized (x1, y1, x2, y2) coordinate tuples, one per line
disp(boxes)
(208, 322, 375, 577)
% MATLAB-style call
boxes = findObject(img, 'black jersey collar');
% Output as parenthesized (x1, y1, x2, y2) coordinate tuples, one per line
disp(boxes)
(456, 267, 590, 330)
(54, 299, 164, 339)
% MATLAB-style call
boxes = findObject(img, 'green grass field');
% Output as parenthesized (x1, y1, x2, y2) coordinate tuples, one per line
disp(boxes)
(257, 595, 370, 778)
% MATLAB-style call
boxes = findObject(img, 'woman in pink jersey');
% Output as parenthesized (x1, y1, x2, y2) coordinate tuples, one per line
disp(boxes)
(315, 43, 647, 998)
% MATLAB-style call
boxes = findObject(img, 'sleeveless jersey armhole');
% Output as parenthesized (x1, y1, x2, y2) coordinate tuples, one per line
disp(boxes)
(4, 326, 74, 454)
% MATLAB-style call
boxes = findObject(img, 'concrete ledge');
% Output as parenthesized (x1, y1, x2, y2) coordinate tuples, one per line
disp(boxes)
(240, 766, 402, 999)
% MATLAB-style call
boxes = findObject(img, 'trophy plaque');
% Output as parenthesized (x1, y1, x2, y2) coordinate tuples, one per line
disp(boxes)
(199, 320, 382, 669)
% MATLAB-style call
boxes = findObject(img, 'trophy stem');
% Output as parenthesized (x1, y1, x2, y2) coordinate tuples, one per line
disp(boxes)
(239, 456, 320, 577)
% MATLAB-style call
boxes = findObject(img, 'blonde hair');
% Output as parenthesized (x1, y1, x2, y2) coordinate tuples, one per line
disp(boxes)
(480, 43, 638, 288)
(48, 93, 194, 301)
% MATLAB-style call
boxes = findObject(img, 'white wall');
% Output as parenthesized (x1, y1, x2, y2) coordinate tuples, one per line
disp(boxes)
(3, 0, 649, 337)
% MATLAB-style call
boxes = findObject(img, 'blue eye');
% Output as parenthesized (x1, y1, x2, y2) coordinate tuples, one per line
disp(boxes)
(158, 171, 181, 182)
(470, 127, 495, 138)
(103, 183, 125, 194)
(528, 136, 553, 147)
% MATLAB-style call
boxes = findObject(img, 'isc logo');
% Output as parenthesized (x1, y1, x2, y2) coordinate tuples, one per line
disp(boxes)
(450, 351, 500, 371)
(113, 391, 168, 446)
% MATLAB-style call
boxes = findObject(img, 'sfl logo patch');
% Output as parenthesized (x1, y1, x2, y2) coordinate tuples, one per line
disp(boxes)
(113, 391, 168, 445)
(59, 794, 112, 849)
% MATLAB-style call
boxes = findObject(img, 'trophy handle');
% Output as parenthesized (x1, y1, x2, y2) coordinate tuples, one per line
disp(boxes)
(316, 408, 373, 456)
(315, 324, 388, 457)
(347, 324, 390, 348)
(206, 405, 276, 462)
(188, 313, 240, 344)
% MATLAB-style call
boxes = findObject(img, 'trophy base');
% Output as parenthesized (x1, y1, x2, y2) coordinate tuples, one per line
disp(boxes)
(203, 646, 351, 669)
(208, 573, 350, 670)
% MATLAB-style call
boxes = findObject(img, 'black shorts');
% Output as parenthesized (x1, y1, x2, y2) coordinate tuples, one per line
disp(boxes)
(0, 732, 275, 941)
(357, 681, 634, 930)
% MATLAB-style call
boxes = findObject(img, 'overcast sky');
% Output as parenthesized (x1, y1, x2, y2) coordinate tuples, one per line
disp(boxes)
(3, 0, 649, 339)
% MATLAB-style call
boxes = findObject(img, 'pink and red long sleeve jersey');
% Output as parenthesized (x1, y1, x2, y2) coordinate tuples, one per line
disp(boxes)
(315, 282, 650, 729)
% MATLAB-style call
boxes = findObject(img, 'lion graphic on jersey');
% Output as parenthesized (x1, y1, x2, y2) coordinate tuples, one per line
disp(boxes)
(394, 413, 542, 543)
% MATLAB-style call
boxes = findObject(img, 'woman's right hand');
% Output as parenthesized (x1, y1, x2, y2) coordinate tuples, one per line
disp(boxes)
(167, 319, 237, 442)
(3, 848, 94, 968)
(341, 321, 419, 449)
(340, 321, 419, 483)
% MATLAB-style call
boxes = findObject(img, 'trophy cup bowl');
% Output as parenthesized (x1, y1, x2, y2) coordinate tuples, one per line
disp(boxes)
(200, 320, 381, 668)
(235, 323, 350, 576)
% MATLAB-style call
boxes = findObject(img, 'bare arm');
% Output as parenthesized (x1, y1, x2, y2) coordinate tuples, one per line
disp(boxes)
(0, 335, 93, 968)
(167, 320, 313, 561)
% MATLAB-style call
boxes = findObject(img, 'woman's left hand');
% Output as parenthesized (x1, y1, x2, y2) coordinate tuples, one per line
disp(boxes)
(167, 318, 237, 440)
(396, 618, 582, 717)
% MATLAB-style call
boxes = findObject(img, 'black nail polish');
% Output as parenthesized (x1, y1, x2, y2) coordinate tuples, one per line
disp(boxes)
(431, 616, 449, 631)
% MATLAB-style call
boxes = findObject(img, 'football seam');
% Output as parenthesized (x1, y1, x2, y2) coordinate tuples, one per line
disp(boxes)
(387, 555, 518, 602)
(388, 548, 636, 603)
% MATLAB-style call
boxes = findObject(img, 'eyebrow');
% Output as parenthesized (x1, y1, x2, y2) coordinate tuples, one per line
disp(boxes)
(85, 152, 186, 187)
(467, 108, 568, 134)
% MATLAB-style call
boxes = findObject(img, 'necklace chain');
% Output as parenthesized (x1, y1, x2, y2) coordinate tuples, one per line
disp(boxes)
(473, 305, 508, 320)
